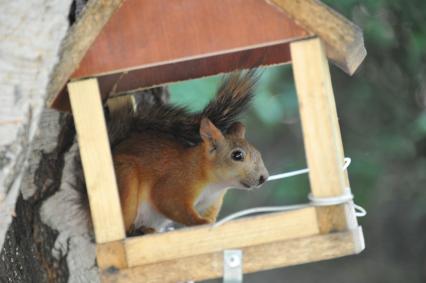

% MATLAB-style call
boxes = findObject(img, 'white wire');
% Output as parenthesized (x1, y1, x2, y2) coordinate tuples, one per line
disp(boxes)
(267, 157, 351, 182)
(214, 204, 309, 227)
(213, 157, 365, 228)
(267, 168, 309, 181)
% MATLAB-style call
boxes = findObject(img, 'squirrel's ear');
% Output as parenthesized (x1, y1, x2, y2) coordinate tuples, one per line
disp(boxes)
(227, 122, 246, 139)
(200, 118, 224, 149)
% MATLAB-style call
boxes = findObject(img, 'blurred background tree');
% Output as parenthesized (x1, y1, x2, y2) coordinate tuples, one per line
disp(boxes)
(169, 0, 426, 281)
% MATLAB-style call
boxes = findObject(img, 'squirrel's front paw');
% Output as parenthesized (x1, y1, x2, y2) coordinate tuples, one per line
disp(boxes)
(192, 217, 212, 226)
(127, 225, 157, 236)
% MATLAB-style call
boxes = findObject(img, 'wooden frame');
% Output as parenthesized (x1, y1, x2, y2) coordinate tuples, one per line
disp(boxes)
(68, 37, 364, 283)
(48, 0, 365, 112)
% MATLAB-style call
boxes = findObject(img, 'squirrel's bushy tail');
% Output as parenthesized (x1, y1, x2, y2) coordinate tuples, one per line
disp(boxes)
(109, 70, 259, 147)
(201, 70, 258, 133)
(107, 87, 169, 146)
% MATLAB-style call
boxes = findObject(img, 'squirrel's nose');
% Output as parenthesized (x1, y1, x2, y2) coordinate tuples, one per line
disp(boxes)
(258, 175, 267, 185)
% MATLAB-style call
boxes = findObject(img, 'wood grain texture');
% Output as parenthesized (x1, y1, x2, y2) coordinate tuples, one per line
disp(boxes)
(72, 0, 307, 78)
(48, 0, 310, 111)
(68, 78, 125, 243)
(97, 241, 128, 270)
(47, 0, 125, 110)
(47, 0, 366, 111)
(290, 37, 358, 233)
(102, 227, 363, 283)
(52, 41, 295, 112)
(125, 207, 319, 267)
(269, 0, 366, 75)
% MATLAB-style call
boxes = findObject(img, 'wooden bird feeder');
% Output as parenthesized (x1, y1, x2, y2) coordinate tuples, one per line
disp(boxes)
(47, 0, 367, 282)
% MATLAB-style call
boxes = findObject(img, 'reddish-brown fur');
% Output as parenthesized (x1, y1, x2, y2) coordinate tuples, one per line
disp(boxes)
(114, 126, 215, 233)
(111, 72, 268, 234)
(113, 118, 268, 234)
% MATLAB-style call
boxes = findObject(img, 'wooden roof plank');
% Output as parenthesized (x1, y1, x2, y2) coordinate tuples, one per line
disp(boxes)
(50, 41, 295, 112)
(47, 0, 125, 108)
(269, 0, 366, 74)
(46, 0, 366, 111)
(68, 0, 308, 79)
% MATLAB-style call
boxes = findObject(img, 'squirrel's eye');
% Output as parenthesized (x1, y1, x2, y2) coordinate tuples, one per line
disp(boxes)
(231, 149, 245, 161)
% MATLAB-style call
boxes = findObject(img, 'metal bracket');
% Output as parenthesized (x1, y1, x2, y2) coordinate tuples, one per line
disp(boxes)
(223, 250, 243, 283)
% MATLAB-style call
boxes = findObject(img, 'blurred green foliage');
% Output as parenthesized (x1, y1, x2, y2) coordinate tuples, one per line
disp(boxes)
(169, 0, 426, 208)
(169, 66, 310, 211)
(169, 0, 426, 281)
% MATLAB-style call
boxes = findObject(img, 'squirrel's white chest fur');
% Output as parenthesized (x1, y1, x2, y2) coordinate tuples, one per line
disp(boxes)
(134, 183, 230, 232)
(194, 183, 229, 212)
(134, 202, 171, 232)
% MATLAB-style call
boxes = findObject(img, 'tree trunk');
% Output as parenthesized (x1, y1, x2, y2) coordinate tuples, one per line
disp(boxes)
(0, 0, 75, 280)
(0, 1, 168, 282)
(0, 0, 73, 248)
(0, 110, 85, 283)
(0, 93, 169, 283)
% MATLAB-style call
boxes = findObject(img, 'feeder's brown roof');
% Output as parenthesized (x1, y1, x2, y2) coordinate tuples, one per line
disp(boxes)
(48, 0, 366, 111)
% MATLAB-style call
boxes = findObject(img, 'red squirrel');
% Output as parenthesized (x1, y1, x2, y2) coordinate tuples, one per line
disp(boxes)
(109, 71, 269, 234)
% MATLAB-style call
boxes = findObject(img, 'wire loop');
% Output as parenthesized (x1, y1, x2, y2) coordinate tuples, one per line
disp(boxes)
(213, 157, 366, 228)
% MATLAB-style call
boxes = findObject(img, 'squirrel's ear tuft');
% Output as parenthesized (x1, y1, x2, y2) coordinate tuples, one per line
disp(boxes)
(200, 118, 224, 149)
(227, 122, 246, 139)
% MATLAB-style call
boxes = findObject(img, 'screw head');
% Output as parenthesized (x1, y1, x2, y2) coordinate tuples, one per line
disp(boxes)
(227, 254, 241, 268)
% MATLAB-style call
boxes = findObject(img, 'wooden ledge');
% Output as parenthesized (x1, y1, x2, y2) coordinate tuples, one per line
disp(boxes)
(124, 207, 319, 267)
(101, 227, 364, 283)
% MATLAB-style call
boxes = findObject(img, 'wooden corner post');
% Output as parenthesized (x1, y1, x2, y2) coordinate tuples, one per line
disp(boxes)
(290, 37, 359, 234)
(68, 78, 126, 244)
